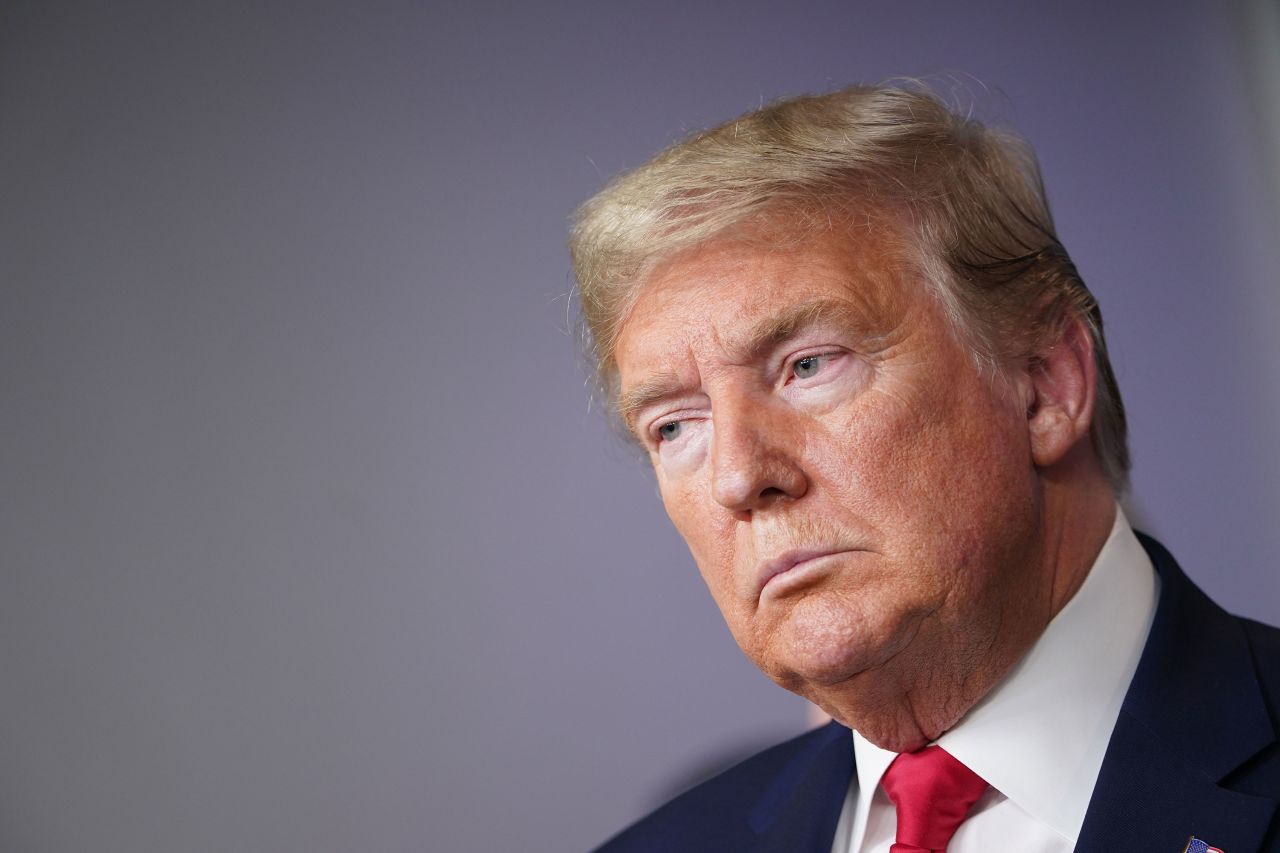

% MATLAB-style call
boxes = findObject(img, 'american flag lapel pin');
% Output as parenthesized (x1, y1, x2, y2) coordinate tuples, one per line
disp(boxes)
(1183, 837, 1224, 853)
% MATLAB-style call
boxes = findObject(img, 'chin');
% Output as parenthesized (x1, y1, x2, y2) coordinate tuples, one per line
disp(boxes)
(824, 691, 963, 753)
(847, 718, 933, 754)
(765, 596, 908, 688)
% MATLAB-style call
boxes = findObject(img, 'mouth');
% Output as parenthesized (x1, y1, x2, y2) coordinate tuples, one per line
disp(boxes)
(756, 548, 854, 597)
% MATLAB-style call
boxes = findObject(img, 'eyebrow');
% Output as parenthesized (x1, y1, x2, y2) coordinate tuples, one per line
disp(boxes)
(728, 298, 863, 362)
(618, 371, 683, 436)
(617, 297, 867, 434)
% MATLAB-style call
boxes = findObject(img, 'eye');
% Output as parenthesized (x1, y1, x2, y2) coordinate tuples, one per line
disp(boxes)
(657, 420, 683, 442)
(791, 355, 825, 379)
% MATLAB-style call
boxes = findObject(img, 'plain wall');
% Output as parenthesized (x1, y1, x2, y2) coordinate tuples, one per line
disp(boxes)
(2, 1, 1277, 851)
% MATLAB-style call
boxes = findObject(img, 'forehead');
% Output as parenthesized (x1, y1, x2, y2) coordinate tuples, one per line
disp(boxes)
(614, 221, 920, 377)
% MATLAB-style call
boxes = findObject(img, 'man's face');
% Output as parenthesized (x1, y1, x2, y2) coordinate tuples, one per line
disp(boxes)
(613, 221, 1050, 745)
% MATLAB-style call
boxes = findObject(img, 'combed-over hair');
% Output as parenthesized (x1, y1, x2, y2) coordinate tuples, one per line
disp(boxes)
(569, 83, 1130, 492)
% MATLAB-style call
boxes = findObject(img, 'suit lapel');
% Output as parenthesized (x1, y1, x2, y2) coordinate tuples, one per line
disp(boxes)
(1076, 534, 1277, 853)
(746, 720, 854, 853)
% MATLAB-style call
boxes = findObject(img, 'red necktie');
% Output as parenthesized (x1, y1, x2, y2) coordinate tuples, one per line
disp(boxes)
(880, 745, 988, 852)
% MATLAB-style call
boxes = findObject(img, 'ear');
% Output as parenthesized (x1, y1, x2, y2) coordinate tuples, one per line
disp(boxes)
(1025, 315, 1097, 469)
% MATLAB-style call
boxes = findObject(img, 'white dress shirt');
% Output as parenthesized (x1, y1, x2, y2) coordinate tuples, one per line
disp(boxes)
(831, 507, 1160, 852)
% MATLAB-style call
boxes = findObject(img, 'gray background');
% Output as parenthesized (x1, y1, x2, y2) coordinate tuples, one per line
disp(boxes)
(2, 1, 1278, 851)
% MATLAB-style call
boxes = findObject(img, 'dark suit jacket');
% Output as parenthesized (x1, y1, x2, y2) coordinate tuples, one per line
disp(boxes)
(594, 534, 1280, 852)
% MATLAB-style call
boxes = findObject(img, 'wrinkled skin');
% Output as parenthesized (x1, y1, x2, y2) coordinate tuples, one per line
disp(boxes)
(614, 220, 1114, 751)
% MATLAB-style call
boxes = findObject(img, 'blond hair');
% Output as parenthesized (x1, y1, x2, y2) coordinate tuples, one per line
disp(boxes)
(569, 84, 1130, 491)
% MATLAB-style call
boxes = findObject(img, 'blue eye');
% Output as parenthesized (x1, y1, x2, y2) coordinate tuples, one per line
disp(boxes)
(792, 356, 823, 379)
(657, 421, 683, 442)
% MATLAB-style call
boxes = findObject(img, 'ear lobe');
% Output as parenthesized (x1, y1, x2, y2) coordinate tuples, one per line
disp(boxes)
(1026, 315, 1097, 468)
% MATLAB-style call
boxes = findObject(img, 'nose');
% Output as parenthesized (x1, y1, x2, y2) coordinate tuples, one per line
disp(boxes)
(710, 402, 808, 513)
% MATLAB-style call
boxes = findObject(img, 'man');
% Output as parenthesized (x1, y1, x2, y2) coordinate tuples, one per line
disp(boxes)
(570, 85, 1280, 852)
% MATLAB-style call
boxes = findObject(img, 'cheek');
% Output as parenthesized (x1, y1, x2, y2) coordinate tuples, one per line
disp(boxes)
(660, 476, 736, 588)
(800, 394, 921, 518)
(906, 406, 1036, 589)
(809, 376, 1033, 556)
(658, 476, 764, 654)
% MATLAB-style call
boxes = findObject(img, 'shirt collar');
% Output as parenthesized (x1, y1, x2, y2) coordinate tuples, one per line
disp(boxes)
(850, 505, 1159, 842)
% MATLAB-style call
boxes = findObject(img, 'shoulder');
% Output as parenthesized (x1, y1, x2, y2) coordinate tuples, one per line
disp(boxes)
(1140, 532, 1280, 682)
(1136, 532, 1280, 791)
(592, 722, 851, 853)
(1239, 614, 1280, 734)
(1240, 615, 1280, 667)
(1223, 616, 1280, 806)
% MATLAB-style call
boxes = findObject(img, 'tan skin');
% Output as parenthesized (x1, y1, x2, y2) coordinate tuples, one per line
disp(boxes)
(613, 219, 1117, 753)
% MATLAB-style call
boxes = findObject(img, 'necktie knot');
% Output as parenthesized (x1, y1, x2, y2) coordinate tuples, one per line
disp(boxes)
(880, 745, 987, 853)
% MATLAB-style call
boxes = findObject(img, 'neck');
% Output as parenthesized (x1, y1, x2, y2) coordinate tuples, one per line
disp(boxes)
(1035, 449, 1118, 622)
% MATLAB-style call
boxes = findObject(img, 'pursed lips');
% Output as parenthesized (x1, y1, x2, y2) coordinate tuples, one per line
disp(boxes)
(755, 548, 855, 596)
